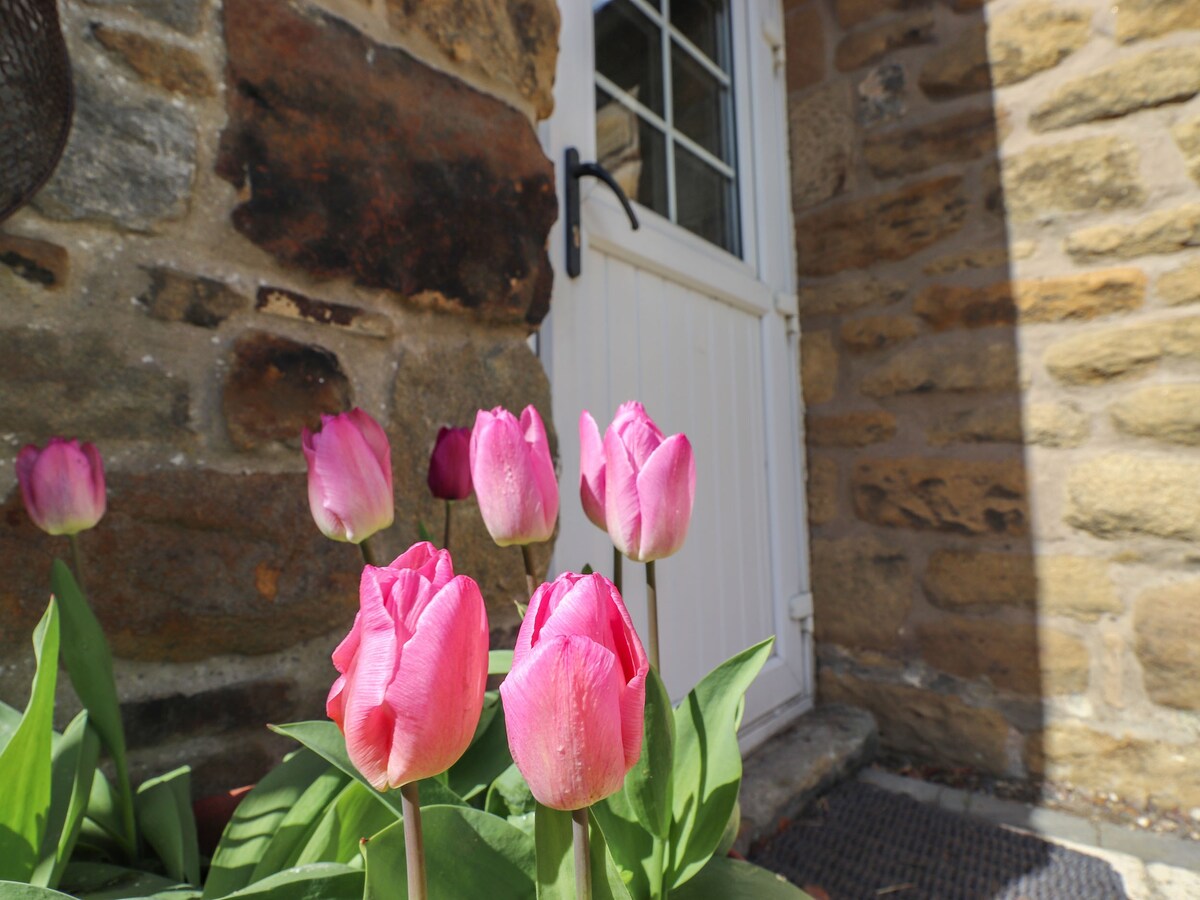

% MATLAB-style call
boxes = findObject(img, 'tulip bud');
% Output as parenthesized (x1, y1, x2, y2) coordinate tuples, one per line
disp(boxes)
(427, 426, 473, 501)
(327, 542, 489, 791)
(500, 572, 648, 810)
(469, 405, 558, 547)
(16, 438, 107, 536)
(602, 402, 695, 563)
(302, 408, 394, 544)
(578, 411, 606, 531)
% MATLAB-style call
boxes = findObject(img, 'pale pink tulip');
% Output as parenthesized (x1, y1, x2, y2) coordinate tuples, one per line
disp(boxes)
(327, 542, 489, 791)
(603, 402, 696, 562)
(578, 411, 606, 531)
(427, 426, 473, 501)
(302, 408, 394, 544)
(500, 572, 648, 810)
(469, 405, 558, 546)
(16, 438, 107, 536)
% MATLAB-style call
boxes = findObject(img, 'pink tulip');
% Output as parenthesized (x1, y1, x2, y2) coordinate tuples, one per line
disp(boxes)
(427, 426, 473, 501)
(16, 438, 107, 536)
(469, 405, 558, 547)
(578, 411, 606, 531)
(302, 408, 394, 544)
(603, 402, 696, 562)
(500, 572, 648, 810)
(327, 542, 489, 791)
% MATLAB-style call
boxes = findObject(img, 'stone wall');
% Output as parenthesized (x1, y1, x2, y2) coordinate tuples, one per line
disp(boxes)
(0, 0, 560, 794)
(786, 0, 1200, 810)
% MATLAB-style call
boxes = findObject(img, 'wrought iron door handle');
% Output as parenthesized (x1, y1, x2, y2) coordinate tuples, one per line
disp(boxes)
(565, 146, 640, 278)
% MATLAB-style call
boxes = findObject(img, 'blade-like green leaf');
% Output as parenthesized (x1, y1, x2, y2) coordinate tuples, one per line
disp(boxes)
(363, 806, 535, 899)
(485, 764, 535, 821)
(669, 856, 813, 899)
(448, 695, 513, 803)
(246, 766, 351, 882)
(135, 767, 200, 886)
(587, 812, 635, 900)
(50, 561, 135, 855)
(487, 650, 514, 676)
(33, 711, 100, 889)
(294, 779, 395, 866)
(624, 666, 674, 839)
(58, 861, 194, 899)
(0, 881, 74, 899)
(0, 699, 22, 751)
(0, 599, 60, 882)
(668, 638, 773, 890)
(202, 749, 330, 899)
(592, 787, 657, 900)
(223, 864, 362, 900)
(533, 803, 572, 900)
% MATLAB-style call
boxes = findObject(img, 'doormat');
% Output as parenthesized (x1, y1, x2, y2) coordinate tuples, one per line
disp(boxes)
(749, 780, 1128, 900)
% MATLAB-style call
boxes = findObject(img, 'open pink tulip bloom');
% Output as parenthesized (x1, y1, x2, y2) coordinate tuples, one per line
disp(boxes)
(327, 542, 489, 791)
(427, 426, 473, 501)
(501, 572, 648, 810)
(16, 438, 107, 536)
(602, 402, 696, 562)
(469, 405, 558, 546)
(302, 408, 394, 544)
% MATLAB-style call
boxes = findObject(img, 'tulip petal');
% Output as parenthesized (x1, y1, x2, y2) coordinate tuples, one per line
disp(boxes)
(618, 415, 665, 471)
(501, 634, 628, 810)
(522, 406, 559, 536)
(471, 408, 548, 546)
(311, 417, 394, 543)
(603, 428, 642, 558)
(578, 411, 607, 531)
(346, 408, 393, 491)
(634, 434, 696, 561)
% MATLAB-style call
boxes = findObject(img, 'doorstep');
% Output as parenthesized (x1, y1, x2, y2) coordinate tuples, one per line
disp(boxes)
(735, 704, 877, 855)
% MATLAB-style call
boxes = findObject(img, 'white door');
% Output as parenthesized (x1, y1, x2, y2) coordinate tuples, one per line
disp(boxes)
(541, 0, 813, 748)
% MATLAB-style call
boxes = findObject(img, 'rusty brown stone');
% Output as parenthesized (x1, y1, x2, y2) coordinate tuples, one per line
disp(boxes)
(860, 336, 1020, 397)
(785, 2, 825, 93)
(808, 410, 897, 447)
(915, 284, 1016, 331)
(833, 0, 929, 29)
(802, 331, 838, 405)
(863, 108, 998, 180)
(835, 11, 936, 72)
(91, 25, 214, 97)
(808, 455, 839, 526)
(255, 286, 392, 338)
(812, 537, 913, 653)
(217, 0, 557, 325)
(0, 233, 69, 289)
(138, 268, 249, 328)
(222, 332, 353, 451)
(840, 314, 919, 353)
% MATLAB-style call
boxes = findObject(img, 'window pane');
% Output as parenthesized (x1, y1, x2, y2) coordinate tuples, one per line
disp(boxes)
(671, 0, 729, 70)
(595, 0, 664, 117)
(671, 42, 731, 161)
(675, 144, 739, 254)
(596, 88, 669, 219)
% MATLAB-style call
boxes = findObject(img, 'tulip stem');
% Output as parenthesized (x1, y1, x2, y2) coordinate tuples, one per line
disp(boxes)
(612, 546, 622, 594)
(401, 782, 428, 900)
(359, 537, 378, 567)
(442, 500, 452, 551)
(521, 544, 538, 599)
(645, 560, 660, 672)
(573, 808, 592, 900)
(68, 533, 88, 595)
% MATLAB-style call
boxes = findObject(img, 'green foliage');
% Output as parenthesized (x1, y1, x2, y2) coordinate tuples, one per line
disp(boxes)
(532, 805, 632, 900)
(0, 883, 75, 899)
(134, 767, 200, 887)
(32, 711, 100, 889)
(219, 864, 361, 900)
(669, 856, 813, 899)
(447, 693, 513, 803)
(57, 862, 197, 899)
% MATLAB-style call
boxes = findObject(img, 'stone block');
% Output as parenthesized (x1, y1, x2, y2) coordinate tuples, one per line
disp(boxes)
(1045, 316, 1200, 384)
(789, 82, 856, 210)
(384, 0, 560, 120)
(1111, 385, 1200, 444)
(222, 333, 352, 451)
(802, 331, 838, 405)
(137, 268, 248, 328)
(924, 552, 1118, 619)
(863, 108, 998, 180)
(915, 283, 1015, 331)
(986, 3, 1091, 87)
(217, 0, 557, 325)
(808, 410, 897, 447)
(860, 337, 1019, 397)
(835, 11, 935, 72)
(798, 275, 906, 318)
(796, 177, 967, 277)
(1024, 402, 1090, 447)
(917, 25, 989, 99)
(999, 137, 1143, 222)
(820, 670, 1011, 773)
(0, 233, 69, 289)
(1067, 204, 1200, 262)
(1158, 257, 1200, 306)
(833, 0, 929, 29)
(922, 245, 1010, 276)
(1134, 581, 1200, 710)
(1172, 116, 1200, 185)
(785, 2, 825, 93)
(839, 314, 919, 353)
(807, 455, 838, 526)
(121, 678, 297, 749)
(1067, 454, 1200, 541)
(255, 287, 392, 338)
(927, 404, 1022, 445)
(90, 25, 214, 97)
(82, 0, 207, 35)
(918, 617, 1088, 695)
(857, 63, 907, 126)
(1032, 47, 1200, 132)
(852, 456, 1028, 536)
(811, 537, 913, 652)
(1115, 0, 1200, 43)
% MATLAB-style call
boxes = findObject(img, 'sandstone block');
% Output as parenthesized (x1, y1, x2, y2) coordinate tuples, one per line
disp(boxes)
(1032, 47, 1200, 132)
(802, 331, 838, 405)
(1115, 0, 1200, 43)
(137, 268, 248, 328)
(917, 24, 989, 100)
(852, 457, 1028, 536)
(255, 287, 392, 338)
(82, 0, 206, 35)
(812, 537, 913, 652)
(1111, 385, 1200, 444)
(1067, 204, 1200, 262)
(918, 617, 1088, 695)
(1015, 269, 1146, 323)
(1172, 116, 1200, 185)
(1134, 581, 1200, 710)
(796, 177, 968, 277)
(835, 11, 935, 72)
(840, 315, 919, 353)
(986, 3, 1091, 87)
(860, 337, 1019, 397)
(925, 551, 1119, 619)
(820, 670, 1011, 773)
(1045, 316, 1200, 384)
(0, 233, 69, 289)
(789, 82, 856, 210)
(1000, 137, 1143, 222)
(833, 0, 929, 29)
(922, 245, 1010, 276)
(1158, 258, 1200, 306)
(1024, 402, 1090, 448)
(785, 2, 825, 93)
(91, 25, 214, 97)
(863, 108, 998, 180)
(799, 276, 906, 318)
(1039, 556, 1122, 620)
(808, 410, 897, 447)
(927, 404, 1022, 446)
(1067, 454, 1200, 541)
(857, 63, 907, 126)
(807, 455, 839, 526)
(915, 283, 1015, 331)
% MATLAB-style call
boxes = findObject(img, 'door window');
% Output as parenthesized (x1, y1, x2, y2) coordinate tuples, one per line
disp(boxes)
(594, 0, 740, 256)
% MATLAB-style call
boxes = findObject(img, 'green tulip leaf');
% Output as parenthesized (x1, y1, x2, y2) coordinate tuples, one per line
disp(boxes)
(222, 863, 362, 900)
(593, 786, 659, 900)
(135, 766, 200, 886)
(363, 805, 535, 899)
(668, 637, 773, 890)
(0, 882, 75, 899)
(623, 666, 674, 839)
(448, 695, 513, 803)
(202, 749, 331, 899)
(485, 763, 536, 821)
(533, 804, 633, 900)
(0, 699, 22, 751)
(0, 599, 60, 882)
(32, 711, 100, 889)
(488, 650, 514, 676)
(294, 779, 397, 866)
(50, 560, 136, 855)
(246, 766, 352, 882)
(669, 856, 813, 899)
(58, 861, 195, 898)
(78, 770, 125, 856)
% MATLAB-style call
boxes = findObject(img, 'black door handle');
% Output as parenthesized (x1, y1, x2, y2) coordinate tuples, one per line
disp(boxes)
(565, 146, 640, 278)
